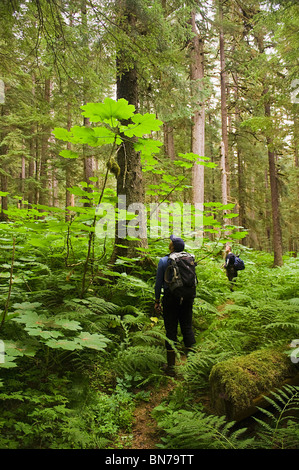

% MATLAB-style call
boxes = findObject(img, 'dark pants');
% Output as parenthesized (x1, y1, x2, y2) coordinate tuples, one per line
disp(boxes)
(226, 266, 237, 290)
(162, 292, 195, 350)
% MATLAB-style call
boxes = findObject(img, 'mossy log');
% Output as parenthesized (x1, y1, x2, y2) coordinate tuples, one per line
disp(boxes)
(209, 348, 299, 421)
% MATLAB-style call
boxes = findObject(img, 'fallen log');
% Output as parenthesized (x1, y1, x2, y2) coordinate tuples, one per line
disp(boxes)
(209, 348, 299, 421)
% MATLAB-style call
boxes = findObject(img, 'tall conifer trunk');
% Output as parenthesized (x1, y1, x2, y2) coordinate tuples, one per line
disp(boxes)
(0, 84, 9, 221)
(219, 1, 230, 213)
(265, 97, 283, 266)
(39, 77, 51, 206)
(255, 29, 283, 266)
(81, 0, 94, 200)
(112, 0, 147, 260)
(190, 10, 205, 211)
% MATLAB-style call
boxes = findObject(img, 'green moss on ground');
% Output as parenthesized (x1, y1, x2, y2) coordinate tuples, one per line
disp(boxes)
(209, 348, 297, 415)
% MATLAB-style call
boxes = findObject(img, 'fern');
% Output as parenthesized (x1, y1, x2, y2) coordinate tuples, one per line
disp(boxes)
(114, 345, 165, 376)
(254, 385, 299, 449)
(154, 408, 255, 449)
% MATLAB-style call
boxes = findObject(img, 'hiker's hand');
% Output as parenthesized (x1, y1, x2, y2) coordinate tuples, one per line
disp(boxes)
(154, 301, 162, 315)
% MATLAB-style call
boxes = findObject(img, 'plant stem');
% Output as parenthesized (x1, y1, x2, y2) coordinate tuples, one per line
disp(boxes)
(81, 141, 117, 298)
(0, 237, 16, 330)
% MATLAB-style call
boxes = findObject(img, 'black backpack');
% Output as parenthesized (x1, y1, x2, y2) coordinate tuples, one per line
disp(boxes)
(164, 252, 197, 299)
(234, 255, 245, 271)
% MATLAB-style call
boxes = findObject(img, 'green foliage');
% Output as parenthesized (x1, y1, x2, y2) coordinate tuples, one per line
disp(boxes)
(54, 98, 163, 157)
(0, 372, 135, 449)
(153, 404, 255, 449)
(0, 195, 298, 449)
(254, 385, 299, 449)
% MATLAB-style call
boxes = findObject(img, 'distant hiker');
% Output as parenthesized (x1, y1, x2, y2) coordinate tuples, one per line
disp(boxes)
(224, 245, 237, 290)
(154, 235, 197, 376)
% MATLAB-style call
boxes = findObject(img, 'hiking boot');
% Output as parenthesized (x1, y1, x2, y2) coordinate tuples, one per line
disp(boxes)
(163, 350, 176, 377)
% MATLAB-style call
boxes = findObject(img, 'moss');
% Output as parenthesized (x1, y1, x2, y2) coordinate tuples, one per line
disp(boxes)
(209, 348, 297, 415)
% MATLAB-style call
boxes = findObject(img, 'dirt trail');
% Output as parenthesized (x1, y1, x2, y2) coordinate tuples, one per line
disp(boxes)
(129, 300, 233, 449)
(130, 380, 176, 449)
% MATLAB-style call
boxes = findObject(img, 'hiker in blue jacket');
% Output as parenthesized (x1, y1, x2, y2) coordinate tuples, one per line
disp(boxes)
(224, 245, 238, 290)
(154, 236, 196, 376)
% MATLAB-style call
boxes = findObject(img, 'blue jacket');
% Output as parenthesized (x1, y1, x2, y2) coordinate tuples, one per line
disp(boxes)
(155, 255, 170, 300)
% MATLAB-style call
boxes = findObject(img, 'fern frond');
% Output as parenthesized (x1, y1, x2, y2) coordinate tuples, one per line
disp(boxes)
(113, 345, 165, 377)
(254, 385, 299, 448)
(155, 408, 255, 449)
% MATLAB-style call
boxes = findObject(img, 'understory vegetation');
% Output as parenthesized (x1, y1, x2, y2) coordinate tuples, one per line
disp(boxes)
(0, 210, 298, 449)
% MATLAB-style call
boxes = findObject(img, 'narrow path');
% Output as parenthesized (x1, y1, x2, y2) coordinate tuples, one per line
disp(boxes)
(129, 300, 233, 449)
(130, 380, 176, 449)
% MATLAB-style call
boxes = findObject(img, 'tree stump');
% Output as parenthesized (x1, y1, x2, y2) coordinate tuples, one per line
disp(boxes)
(209, 348, 299, 421)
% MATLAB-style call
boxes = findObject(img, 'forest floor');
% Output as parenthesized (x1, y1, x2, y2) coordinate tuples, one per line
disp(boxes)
(130, 379, 176, 449)
(128, 298, 233, 449)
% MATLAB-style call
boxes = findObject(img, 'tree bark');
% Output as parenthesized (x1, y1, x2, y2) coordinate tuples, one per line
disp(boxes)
(190, 10, 205, 210)
(0, 84, 9, 221)
(255, 32, 283, 266)
(263, 92, 283, 265)
(234, 71, 246, 242)
(39, 76, 51, 207)
(81, 0, 94, 203)
(65, 99, 74, 221)
(112, 0, 148, 260)
(219, 1, 230, 204)
(163, 123, 175, 161)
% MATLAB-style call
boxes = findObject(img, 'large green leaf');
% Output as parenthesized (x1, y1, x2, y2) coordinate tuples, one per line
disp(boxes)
(54, 318, 82, 331)
(81, 98, 135, 123)
(45, 338, 82, 351)
(12, 302, 42, 310)
(0, 341, 37, 369)
(93, 126, 122, 145)
(134, 138, 163, 157)
(53, 127, 72, 142)
(12, 311, 48, 328)
(230, 231, 248, 239)
(59, 149, 79, 159)
(68, 126, 98, 145)
(25, 328, 62, 339)
(123, 113, 162, 137)
(76, 332, 110, 351)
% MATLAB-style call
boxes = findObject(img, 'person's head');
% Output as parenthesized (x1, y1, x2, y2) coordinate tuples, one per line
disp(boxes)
(225, 244, 232, 254)
(169, 235, 185, 253)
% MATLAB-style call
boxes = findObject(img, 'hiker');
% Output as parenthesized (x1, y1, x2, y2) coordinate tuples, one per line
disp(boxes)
(223, 245, 238, 290)
(154, 235, 196, 375)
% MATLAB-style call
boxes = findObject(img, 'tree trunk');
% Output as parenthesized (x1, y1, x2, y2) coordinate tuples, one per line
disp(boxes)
(219, 1, 230, 204)
(65, 10, 74, 221)
(264, 97, 283, 266)
(39, 77, 51, 206)
(0, 84, 9, 221)
(19, 151, 26, 207)
(190, 10, 205, 211)
(264, 168, 272, 252)
(112, 0, 148, 260)
(65, 100, 74, 221)
(81, 0, 94, 203)
(0, 174, 8, 221)
(255, 32, 283, 266)
(163, 123, 175, 160)
(28, 131, 36, 207)
(234, 71, 246, 242)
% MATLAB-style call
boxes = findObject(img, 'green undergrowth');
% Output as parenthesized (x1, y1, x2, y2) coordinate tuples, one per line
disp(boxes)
(153, 250, 299, 449)
(0, 225, 298, 448)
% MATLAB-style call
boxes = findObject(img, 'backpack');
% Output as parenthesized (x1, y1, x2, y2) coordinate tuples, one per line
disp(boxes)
(164, 252, 197, 299)
(234, 255, 245, 271)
